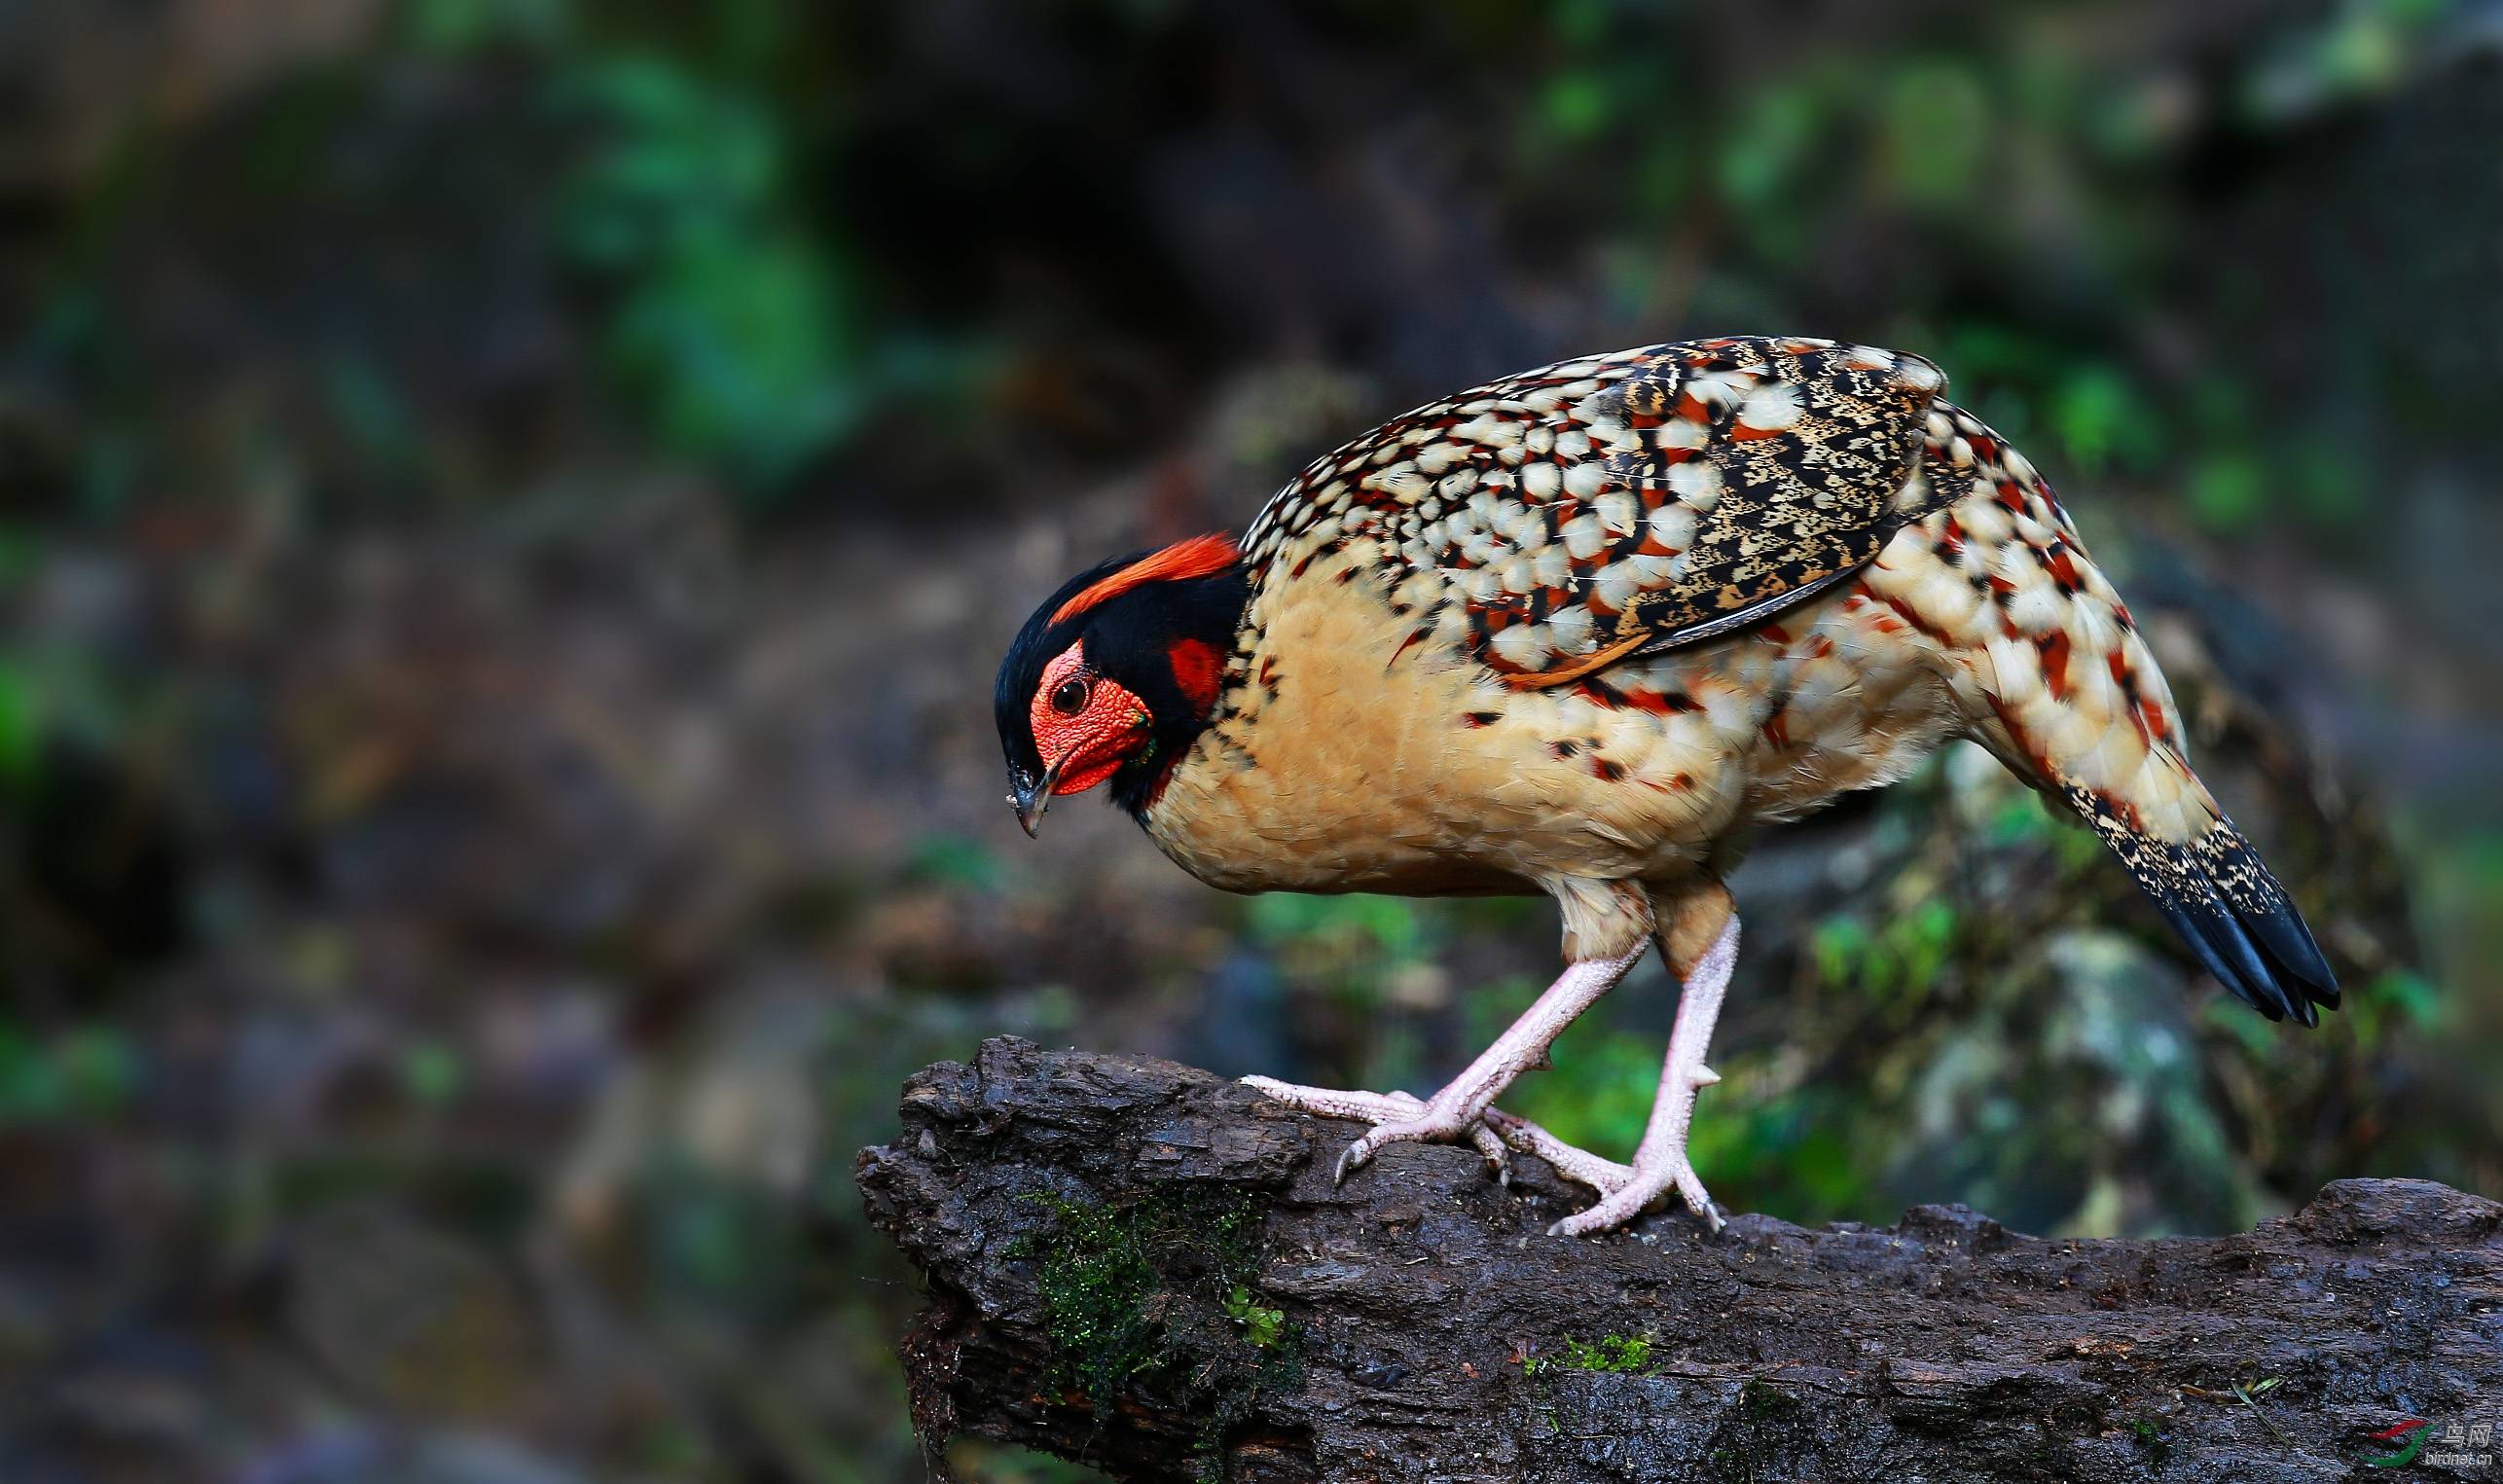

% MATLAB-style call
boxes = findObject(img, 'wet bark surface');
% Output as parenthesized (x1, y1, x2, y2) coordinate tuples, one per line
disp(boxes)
(856, 1037, 2503, 1483)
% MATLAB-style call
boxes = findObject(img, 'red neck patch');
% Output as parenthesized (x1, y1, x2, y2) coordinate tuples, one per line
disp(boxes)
(1167, 636, 1223, 713)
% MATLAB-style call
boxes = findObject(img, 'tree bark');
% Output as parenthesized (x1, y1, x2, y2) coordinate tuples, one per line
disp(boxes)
(854, 1037, 2502, 1483)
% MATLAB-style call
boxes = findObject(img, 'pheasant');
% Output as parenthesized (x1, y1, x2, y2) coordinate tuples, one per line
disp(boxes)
(994, 336, 2336, 1236)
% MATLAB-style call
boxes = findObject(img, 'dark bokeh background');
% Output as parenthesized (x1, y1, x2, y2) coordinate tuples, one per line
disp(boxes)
(2, 2, 2498, 1480)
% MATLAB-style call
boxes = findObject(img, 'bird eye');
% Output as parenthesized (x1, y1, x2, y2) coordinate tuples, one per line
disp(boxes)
(1050, 678, 1089, 715)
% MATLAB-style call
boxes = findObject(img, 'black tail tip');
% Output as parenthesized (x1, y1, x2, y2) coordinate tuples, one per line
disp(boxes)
(2061, 788, 2339, 1029)
(2146, 829, 2338, 1028)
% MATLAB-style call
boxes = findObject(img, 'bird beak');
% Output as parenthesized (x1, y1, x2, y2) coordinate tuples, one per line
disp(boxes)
(1009, 752, 1070, 839)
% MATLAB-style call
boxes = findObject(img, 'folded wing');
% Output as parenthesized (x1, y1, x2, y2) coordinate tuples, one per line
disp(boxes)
(1238, 336, 1951, 687)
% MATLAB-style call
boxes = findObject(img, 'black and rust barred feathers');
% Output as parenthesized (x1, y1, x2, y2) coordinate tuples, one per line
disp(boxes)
(1238, 336, 1954, 687)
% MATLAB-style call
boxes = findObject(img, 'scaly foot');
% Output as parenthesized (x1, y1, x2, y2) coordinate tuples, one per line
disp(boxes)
(1483, 1108, 1721, 1235)
(1251, 942, 1651, 1184)
(1486, 914, 1740, 1235)
(1544, 1148, 1717, 1236)
(1245, 1081, 1722, 1232)
(1240, 1077, 1511, 1181)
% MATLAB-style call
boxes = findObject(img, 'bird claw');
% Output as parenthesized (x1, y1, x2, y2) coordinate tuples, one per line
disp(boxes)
(1485, 1107, 1720, 1237)
(1242, 1075, 1424, 1125)
(1244, 1076, 1505, 1187)
(1246, 1075, 1722, 1233)
(1484, 1106, 1626, 1190)
(1471, 1124, 1512, 1186)
(1544, 1156, 1720, 1237)
(1332, 1096, 1484, 1181)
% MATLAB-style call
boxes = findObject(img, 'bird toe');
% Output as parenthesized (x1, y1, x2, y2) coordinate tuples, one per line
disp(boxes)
(1469, 1123, 1512, 1185)
(1547, 1161, 1717, 1237)
(1331, 1102, 1489, 1183)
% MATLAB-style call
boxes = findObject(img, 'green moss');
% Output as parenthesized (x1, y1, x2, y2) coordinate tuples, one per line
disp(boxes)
(1739, 1377, 1798, 1421)
(1222, 1285, 1285, 1349)
(1013, 1187, 1301, 1479)
(1018, 1195, 1160, 1407)
(1524, 1332, 1655, 1376)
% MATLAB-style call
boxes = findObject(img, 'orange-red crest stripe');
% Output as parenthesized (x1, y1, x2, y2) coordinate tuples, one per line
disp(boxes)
(1050, 533, 1240, 626)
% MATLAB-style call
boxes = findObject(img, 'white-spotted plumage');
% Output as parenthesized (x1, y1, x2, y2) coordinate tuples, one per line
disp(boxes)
(1013, 335, 2337, 1236)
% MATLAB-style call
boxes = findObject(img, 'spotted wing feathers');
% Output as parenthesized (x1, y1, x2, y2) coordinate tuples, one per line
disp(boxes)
(1237, 337, 1948, 688)
(1591, 340, 1944, 668)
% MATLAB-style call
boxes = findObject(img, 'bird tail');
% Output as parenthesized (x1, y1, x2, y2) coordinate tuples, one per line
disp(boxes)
(1890, 404, 2338, 1023)
(1977, 601, 2340, 1024)
(2053, 782, 2339, 1024)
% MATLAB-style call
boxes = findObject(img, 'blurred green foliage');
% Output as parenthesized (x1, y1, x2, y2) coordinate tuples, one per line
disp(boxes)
(548, 56, 865, 486)
(0, 1023, 140, 1123)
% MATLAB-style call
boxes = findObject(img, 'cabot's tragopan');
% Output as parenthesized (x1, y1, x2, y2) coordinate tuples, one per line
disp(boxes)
(995, 336, 2336, 1236)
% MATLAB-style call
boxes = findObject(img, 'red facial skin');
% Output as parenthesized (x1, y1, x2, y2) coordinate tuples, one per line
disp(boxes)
(1029, 643, 1150, 797)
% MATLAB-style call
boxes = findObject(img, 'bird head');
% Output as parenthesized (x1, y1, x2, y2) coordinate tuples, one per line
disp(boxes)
(995, 533, 1247, 835)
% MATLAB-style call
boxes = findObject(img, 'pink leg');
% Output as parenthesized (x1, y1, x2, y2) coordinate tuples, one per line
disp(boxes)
(1542, 915, 1739, 1236)
(1244, 939, 1651, 1184)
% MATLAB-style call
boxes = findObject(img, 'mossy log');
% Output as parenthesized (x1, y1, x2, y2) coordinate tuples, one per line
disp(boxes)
(855, 1037, 2502, 1483)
